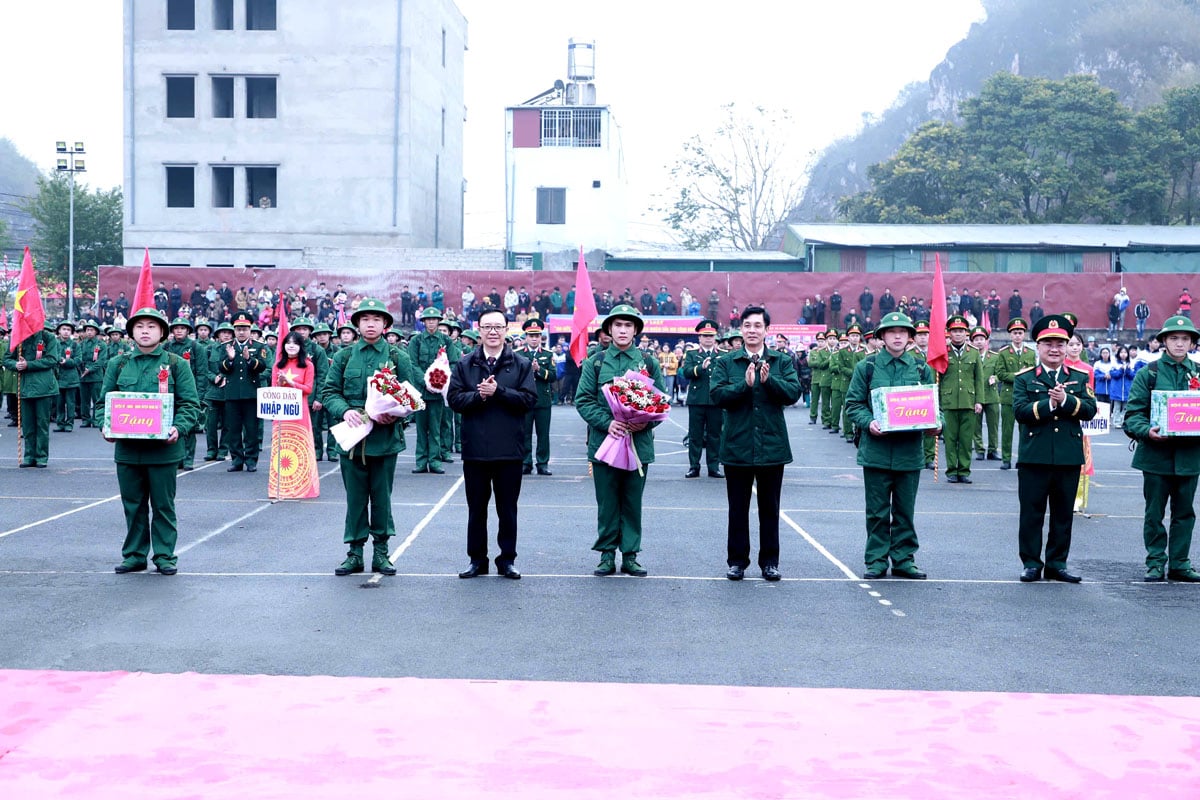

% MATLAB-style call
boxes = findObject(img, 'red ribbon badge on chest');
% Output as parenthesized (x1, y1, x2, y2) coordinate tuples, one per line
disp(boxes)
(35, 342, 44, 360)
(158, 365, 170, 393)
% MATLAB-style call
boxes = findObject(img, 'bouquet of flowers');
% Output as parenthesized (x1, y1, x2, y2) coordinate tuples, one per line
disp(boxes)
(595, 370, 671, 474)
(366, 363, 425, 421)
(424, 347, 451, 397)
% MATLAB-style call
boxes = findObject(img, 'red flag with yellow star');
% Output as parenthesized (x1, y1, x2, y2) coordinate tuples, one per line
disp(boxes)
(10, 247, 45, 351)
(132, 249, 155, 313)
(273, 291, 290, 365)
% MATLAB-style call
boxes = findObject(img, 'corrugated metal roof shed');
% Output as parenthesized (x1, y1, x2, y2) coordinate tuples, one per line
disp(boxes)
(608, 249, 798, 261)
(787, 224, 1200, 250)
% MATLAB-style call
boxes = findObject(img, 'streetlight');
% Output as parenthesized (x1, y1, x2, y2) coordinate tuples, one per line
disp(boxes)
(55, 141, 86, 322)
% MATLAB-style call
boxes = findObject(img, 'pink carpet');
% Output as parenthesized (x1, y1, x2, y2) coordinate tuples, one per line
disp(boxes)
(0, 669, 1196, 798)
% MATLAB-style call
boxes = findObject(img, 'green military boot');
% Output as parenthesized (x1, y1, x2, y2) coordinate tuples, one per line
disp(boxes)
(335, 542, 365, 576)
(593, 551, 616, 577)
(371, 536, 397, 576)
(1167, 567, 1200, 582)
(620, 554, 648, 577)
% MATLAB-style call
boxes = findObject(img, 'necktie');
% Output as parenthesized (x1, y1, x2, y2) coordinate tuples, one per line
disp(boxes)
(487, 357, 496, 369)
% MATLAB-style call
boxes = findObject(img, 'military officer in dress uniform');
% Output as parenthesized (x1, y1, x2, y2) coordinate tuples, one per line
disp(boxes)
(78, 319, 109, 428)
(940, 315, 984, 483)
(219, 311, 269, 472)
(4, 319, 59, 467)
(164, 317, 207, 470)
(994, 317, 1036, 470)
(409, 306, 452, 473)
(575, 304, 665, 577)
(834, 323, 867, 441)
(807, 330, 828, 425)
(971, 326, 1002, 462)
(54, 321, 81, 432)
(521, 318, 556, 476)
(203, 322, 233, 462)
(1123, 315, 1200, 582)
(683, 319, 724, 477)
(1014, 314, 1097, 583)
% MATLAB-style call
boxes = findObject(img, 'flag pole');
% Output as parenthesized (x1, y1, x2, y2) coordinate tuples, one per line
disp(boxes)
(15, 373, 22, 464)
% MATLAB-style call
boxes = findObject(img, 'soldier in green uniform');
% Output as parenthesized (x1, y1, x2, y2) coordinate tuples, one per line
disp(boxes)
(1014, 314, 1097, 583)
(683, 319, 724, 477)
(575, 304, 665, 577)
(834, 324, 868, 441)
(971, 326, 1001, 462)
(807, 330, 827, 425)
(438, 316, 464, 462)
(203, 322, 233, 461)
(994, 317, 1036, 470)
(0, 323, 16, 426)
(845, 312, 942, 579)
(219, 311, 269, 472)
(520, 318, 556, 476)
(408, 306, 451, 474)
(1124, 315, 1200, 582)
(4, 321, 60, 467)
(323, 298, 414, 576)
(164, 317, 206, 470)
(289, 317, 331, 461)
(54, 321, 81, 432)
(817, 330, 838, 428)
(939, 315, 984, 483)
(103, 308, 201, 575)
(78, 320, 109, 428)
(311, 322, 336, 459)
(908, 320, 938, 469)
(107, 326, 132, 358)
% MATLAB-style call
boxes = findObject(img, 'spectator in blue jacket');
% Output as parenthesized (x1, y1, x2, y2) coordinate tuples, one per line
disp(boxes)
(1109, 345, 1134, 427)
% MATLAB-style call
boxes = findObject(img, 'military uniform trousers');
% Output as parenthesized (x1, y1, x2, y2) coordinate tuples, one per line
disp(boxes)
(205, 399, 228, 458)
(818, 383, 833, 426)
(117, 462, 180, 567)
(414, 400, 445, 470)
(56, 387, 77, 430)
(1000, 402, 1018, 462)
(1142, 472, 1198, 572)
(974, 402, 999, 456)
(80, 382, 104, 426)
(725, 464, 784, 569)
(923, 429, 937, 465)
(464, 459, 523, 566)
(829, 388, 846, 433)
(942, 409, 976, 477)
(339, 452, 397, 543)
(224, 398, 260, 467)
(523, 406, 551, 468)
(841, 396, 858, 440)
(19, 396, 53, 466)
(687, 404, 722, 470)
(311, 406, 332, 458)
(863, 467, 920, 571)
(1018, 464, 1081, 571)
(591, 461, 647, 555)
(441, 408, 461, 456)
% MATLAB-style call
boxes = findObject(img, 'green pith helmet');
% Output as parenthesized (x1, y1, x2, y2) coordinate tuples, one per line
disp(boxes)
(170, 317, 193, 332)
(460, 328, 479, 344)
(215, 322, 236, 336)
(81, 319, 102, 331)
(443, 316, 462, 331)
(1156, 314, 1200, 342)
(313, 322, 333, 335)
(125, 307, 170, 341)
(353, 297, 394, 327)
(194, 319, 213, 332)
(600, 304, 644, 336)
(875, 311, 916, 338)
(418, 306, 444, 321)
(291, 317, 315, 331)
(337, 321, 357, 335)
(56, 319, 76, 332)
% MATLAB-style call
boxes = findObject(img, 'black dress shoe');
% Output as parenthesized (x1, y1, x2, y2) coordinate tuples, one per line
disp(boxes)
(891, 566, 927, 579)
(809, 419, 817, 424)
(458, 562, 488, 579)
(522, 464, 533, 475)
(1020, 567, 1041, 582)
(429, 466, 445, 474)
(726, 565, 745, 581)
(925, 462, 935, 470)
(412, 467, 429, 474)
(975, 453, 985, 461)
(958, 476, 973, 484)
(685, 467, 700, 478)
(708, 469, 724, 478)
(1000, 461, 1012, 470)
(155, 563, 179, 576)
(203, 455, 219, 462)
(863, 568, 887, 580)
(945, 475, 960, 483)
(1045, 567, 1082, 583)
(246, 464, 257, 473)
(18, 463, 33, 468)
(442, 455, 454, 463)
(536, 466, 553, 476)
(498, 564, 521, 580)
(987, 452, 1002, 461)
(227, 464, 243, 472)
(761, 565, 782, 581)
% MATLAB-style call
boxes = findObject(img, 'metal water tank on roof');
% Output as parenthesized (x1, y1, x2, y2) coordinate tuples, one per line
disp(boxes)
(568, 39, 595, 81)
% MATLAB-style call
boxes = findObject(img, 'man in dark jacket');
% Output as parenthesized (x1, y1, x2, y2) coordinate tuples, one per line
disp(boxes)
(447, 307, 537, 579)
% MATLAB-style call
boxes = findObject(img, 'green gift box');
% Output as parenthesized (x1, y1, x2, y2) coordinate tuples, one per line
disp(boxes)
(103, 392, 175, 439)
(1150, 390, 1200, 437)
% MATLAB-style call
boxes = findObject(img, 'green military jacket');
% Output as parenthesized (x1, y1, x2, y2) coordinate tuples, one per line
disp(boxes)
(1013, 364, 1097, 466)
(524, 346, 556, 408)
(0, 334, 14, 394)
(978, 348, 1000, 404)
(205, 342, 228, 402)
(808, 346, 830, 388)
(304, 339, 330, 406)
(78, 335, 109, 384)
(710, 347, 801, 466)
(575, 344, 665, 463)
(165, 337, 208, 390)
(994, 343, 1037, 403)
(845, 350, 940, 472)
(1125, 355, 1200, 476)
(940, 344, 985, 410)
(408, 330, 453, 401)
(832, 346, 867, 392)
(101, 345, 201, 465)
(56, 337, 81, 389)
(681, 347, 722, 406)
(3, 331, 60, 398)
(218, 338, 269, 400)
(323, 338, 415, 458)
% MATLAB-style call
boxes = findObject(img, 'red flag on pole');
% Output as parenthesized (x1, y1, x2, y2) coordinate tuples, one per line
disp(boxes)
(10, 247, 46, 350)
(569, 246, 599, 366)
(132, 248, 155, 313)
(274, 291, 290, 365)
(927, 253, 948, 374)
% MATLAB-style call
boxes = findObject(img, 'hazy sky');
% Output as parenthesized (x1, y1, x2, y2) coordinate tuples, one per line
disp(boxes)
(0, 1, 984, 248)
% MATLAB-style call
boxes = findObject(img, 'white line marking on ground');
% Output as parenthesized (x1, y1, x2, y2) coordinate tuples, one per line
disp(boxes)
(366, 476, 465, 585)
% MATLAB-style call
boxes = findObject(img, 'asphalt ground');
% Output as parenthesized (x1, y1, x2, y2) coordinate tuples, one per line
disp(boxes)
(1, 402, 1197, 698)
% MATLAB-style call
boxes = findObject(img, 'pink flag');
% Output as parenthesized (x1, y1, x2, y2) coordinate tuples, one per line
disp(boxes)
(569, 246, 599, 366)
(274, 291, 290, 365)
(927, 253, 948, 375)
(132, 249, 155, 313)
(10, 247, 46, 351)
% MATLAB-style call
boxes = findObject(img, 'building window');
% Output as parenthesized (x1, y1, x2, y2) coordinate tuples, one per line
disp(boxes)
(536, 187, 566, 225)
(246, 0, 276, 30)
(165, 76, 195, 118)
(166, 166, 195, 208)
(213, 0, 233, 30)
(540, 108, 601, 147)
(246, 167, 277, 208)
(166, 0, 195, 30)
(212, 166, 234, 208)
(246, 77, 277, 118)
(212, 76, 234, 118)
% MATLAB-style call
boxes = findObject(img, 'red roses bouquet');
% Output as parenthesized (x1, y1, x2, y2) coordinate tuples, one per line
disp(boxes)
(595, 370, 671, 474)
(424, 347, 451, 397)
(366, 363, 425, 421)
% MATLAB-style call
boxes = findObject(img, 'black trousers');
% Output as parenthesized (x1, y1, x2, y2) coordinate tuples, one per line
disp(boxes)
(464, 459, 523, 567)
(725, 464, 784, 568)
(224, 397, 260, 467)
(1017, 463, 1081, 571)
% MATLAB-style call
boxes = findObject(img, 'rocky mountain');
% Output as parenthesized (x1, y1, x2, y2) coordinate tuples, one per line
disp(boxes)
(0, 138, 41, 259)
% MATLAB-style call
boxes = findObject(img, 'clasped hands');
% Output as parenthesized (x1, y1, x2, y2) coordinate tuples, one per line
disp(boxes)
(744, 360, 770, 387)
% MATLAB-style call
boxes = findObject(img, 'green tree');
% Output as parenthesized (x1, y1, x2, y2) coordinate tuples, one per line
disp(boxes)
(24, 173, 123, 303)
(661, 104, 807, 250)
(1161, 83, 1200, 224)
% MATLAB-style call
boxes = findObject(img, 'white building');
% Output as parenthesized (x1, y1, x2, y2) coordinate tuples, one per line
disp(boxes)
(504, 40, 627, 266)
(122, 0, 467, 269)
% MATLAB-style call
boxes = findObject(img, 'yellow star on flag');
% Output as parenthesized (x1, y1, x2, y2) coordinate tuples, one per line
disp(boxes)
(283, 368, 298, 384)
(13, 288, 26, 313)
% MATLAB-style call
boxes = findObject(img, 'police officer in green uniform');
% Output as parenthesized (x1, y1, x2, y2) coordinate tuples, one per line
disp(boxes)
(940, 315, 984, 483)
(908, 320, 938, 469)
(78, 319, 109, 428)
(54, 321, 81, 432)
(164, 317, 206, 470)
(683, 319, 724, 477)
(203, 322, 233, 461)
(408, 306, 452, 474)
(1014, 314, 1097, 583)
(834, 324, 867, 441)
(994, 317, 1036, 470)
(845, 312, 942, 579)
(1124, 314, 1200, 582)
(103, 308, 201, 575)
(219, 311, 269, 472)
(971, 326, 1002, 461)
(323, 298, 414, 576)
(817, 329, 838, 428)
(807, 330, 828, 426)
(575, 304, 665, 577)
(4, 321, 59, 467)
(520, 318, 556, 476)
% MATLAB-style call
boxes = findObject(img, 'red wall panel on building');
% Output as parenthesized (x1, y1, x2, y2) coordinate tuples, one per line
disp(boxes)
(512, 110, 541, 148)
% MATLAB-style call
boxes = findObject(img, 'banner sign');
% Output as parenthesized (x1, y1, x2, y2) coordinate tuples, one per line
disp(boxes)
(541, 314, 703, 337)
(1082, 402, 1111, 437)
(257, 387, 304, 420)
(103, 392, 174, 439)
